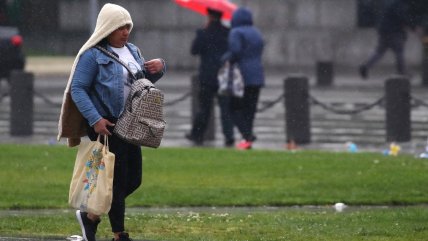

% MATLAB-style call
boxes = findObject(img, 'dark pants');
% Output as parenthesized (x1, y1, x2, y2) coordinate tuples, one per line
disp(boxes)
(190, 84, 234, 142)
(363, 32, 406, 75)
(87, 126, 142, 233)
(231, 86, 261, 141)
(218, 94, 235, 141)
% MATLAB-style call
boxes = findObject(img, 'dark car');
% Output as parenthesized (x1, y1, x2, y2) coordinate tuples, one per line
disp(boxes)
(0, 26, 25, 80)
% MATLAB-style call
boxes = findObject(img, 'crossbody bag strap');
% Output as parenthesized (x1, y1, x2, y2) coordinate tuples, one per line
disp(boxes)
(94, 45, 137, 80)
(89, 45, 135, 120)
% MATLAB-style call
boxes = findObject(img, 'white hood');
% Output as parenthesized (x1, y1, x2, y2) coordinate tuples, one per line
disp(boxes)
(57, 3, 133, 146)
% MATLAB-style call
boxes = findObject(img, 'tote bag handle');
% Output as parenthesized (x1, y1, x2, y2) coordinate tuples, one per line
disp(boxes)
(103, 135, 110, 154)
(95, 134, 110, 155)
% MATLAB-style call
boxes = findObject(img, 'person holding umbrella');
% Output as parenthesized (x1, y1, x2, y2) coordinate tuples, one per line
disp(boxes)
(222, 7, 265, 150)
(174, 0, 237, 21)
(185, 8, 235, 147)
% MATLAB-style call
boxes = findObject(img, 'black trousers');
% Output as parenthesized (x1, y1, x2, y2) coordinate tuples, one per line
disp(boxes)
(87, 125, 142, 233)
(231, 86, 261, 141)
(364, 32, 407, 75)
(190, 84, 235, 142)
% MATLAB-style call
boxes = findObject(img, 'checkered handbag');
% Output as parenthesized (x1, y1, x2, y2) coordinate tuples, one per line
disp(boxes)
(113, 78, 166, 148)
(94, 45, 166, 148)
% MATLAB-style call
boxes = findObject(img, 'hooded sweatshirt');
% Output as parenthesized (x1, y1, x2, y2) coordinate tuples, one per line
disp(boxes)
(224, 7, 264, 87)
(57, 3, 133, 147)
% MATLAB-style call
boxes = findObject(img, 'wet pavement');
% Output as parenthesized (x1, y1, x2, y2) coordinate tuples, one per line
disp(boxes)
(0, 57, 425, 154)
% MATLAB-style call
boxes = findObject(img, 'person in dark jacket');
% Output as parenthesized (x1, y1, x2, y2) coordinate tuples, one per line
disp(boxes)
(359, 0, 417, 79)
(222, 7, 265, 150)
(186, 8, 235, 147)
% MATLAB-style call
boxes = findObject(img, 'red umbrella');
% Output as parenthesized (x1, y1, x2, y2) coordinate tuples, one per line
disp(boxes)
(174, 0, 237, 20)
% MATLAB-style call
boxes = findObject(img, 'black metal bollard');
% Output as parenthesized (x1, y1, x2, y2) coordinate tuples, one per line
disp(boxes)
(191, 75, 215, 141)
(385, 76, 411, 142)
(316, 61, 334, 86)
(10, 71, 34, 136)
(422, 37, 428, 86)
(284, 75, 311, 144)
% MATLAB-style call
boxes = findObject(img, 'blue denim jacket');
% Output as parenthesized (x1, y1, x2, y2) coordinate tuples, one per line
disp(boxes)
(71, 43, 164, 127)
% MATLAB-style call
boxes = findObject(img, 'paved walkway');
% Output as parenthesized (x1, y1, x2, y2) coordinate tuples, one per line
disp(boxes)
(1, 57, 426, 154)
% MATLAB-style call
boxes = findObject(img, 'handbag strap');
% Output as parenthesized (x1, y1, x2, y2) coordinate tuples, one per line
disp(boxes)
(94, 45, 137, 80)
(91, 45, 141, 118)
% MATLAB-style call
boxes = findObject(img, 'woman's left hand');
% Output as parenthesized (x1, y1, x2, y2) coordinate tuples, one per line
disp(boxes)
(144, 59, 164, 74)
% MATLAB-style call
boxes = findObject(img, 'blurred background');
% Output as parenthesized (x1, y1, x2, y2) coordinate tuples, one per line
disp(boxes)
(1, 0, 428, 151)
(0, 0, 427, 72)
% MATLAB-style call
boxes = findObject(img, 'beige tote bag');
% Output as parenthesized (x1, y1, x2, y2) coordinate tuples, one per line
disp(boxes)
(68, 135, 115, 215)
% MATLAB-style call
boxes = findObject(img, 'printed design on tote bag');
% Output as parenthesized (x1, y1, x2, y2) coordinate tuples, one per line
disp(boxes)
(83, 148, 105, 193)
(80, 147, 106, 210)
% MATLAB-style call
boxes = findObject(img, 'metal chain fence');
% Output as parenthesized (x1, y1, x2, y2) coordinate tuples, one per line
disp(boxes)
(257, 93, 284, 113)
(309, 95, 385, 115)
(164, 91, 191, 107)
(34, 91, 62, 107)
(411, 96, 428, 108)
(309, 95, 428, 116)
(1, 89, 193, 108)
(3, 86, 427, 116)
(0, 92, 7, 103)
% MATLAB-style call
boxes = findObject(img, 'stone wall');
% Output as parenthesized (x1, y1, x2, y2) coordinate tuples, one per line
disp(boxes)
(55, 0, 423, 70)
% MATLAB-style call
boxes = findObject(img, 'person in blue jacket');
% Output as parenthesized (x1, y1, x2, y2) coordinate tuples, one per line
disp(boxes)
(222, 7, 265, 150)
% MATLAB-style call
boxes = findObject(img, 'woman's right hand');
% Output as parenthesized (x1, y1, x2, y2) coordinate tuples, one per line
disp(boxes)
(94, 118, 115, 135)
(144, 59, 164, 74)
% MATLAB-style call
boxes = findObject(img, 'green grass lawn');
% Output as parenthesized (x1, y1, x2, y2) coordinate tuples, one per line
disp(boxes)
(1, 206, 428, 241)
(0, 145, 427, 240)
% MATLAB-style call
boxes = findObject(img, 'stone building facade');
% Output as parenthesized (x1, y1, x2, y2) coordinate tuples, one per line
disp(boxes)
(22, 0, 424, 71)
